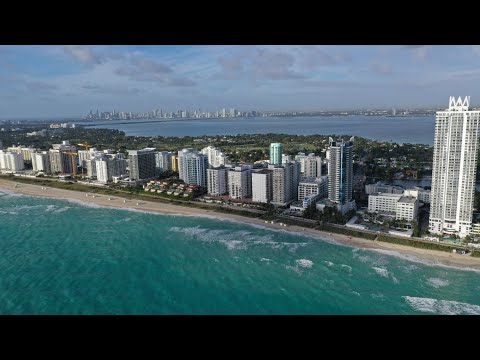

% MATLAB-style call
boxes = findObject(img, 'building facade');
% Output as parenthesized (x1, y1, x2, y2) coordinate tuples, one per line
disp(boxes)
(269, 143, 283, 166)
(368, 192, 419, 221)
(251, 169, 273, 203)
(0, 151, 24, 171)
(155, 151, 172, 175)
(298, 176, 328, 202)
(429, 97, 480, 238)
(184, 153, 209, 188)
(32, 151, 51, 174)
(128, 148, 156, 181)
(201, 146, 229, 168)
(328, 137, 354, 205)
(228, 165, 252, 199)
(207, 167, 229, 196)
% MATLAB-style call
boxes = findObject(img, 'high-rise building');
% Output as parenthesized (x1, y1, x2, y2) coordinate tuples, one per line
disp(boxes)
(155, 151, 172, 175)
(48, 150, 76, 174)
(7, 146, 35, 164)
(328, 137, 354, 205)
(304, 155, 322, 178)
(127, 148, 156, 181)
(178, 148, 198, 182)
(269, 143, 283, 166)
(228, 165, 252, 199)
(32, 151, 51, 174)
(271, 166, 288, 206)
(429, 96, 480, 238)
(0, 139, 3, 150)
(77, 150, 92, 169)
(207, 167, 229, 196)
(201, 146, 229, 168)
(95, 153, 127, 184)
(0, 151, 24, 171)
(184, 153, 208, 188)
(252, 169, 273, 203)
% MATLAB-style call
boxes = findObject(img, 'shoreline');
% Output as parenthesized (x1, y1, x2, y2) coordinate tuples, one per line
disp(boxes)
(2, 179, 480, 271)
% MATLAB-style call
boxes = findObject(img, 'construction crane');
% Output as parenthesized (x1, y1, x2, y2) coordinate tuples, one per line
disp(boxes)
(77, 142, 92, 151)
(64, 151, 78, 177)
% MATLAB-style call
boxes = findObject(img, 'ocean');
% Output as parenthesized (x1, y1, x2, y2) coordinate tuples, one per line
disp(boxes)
(87, 115, 436, 145)
(1, 189, 479, 315)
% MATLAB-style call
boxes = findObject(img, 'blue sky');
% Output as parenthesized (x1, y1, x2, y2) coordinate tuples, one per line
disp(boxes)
(1, 45, 480, 117)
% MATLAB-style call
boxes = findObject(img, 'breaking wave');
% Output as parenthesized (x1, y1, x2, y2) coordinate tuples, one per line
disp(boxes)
(169, 226, 308, 252)
(403, 296, 480, 315)
(426, 278, 450, 288)
(372, 267, 390, 278)
(296, 259, 313, 268)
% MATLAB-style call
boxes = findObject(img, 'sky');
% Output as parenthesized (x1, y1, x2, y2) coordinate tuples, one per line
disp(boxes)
(1, 45, 480, 118)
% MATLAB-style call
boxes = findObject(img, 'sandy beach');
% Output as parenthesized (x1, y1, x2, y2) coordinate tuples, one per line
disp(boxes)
(2, 178, 480, 271)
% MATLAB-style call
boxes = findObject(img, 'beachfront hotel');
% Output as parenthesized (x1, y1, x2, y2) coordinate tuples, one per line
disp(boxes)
(429, 96, 480, 238)
(269, 143, 283, 166)
(252, 169, 273, 203)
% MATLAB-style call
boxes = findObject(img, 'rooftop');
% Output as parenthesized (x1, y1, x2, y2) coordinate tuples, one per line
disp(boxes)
(398, 196, 417, 204)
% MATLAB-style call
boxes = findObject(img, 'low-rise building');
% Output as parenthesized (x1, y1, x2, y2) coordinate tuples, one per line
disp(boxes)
(368, 192, 419, 221)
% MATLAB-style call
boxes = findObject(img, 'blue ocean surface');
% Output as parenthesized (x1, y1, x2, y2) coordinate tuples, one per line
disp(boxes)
(88, 115, 436, 145)
(1, 189, 479, 314)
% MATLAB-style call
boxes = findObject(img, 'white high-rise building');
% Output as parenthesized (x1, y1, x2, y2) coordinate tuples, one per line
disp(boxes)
(201, 146, 229, 168)
(155, 151, 173, 175)
(178, 148, 198, 182)
(228, 165, 252, 199)
(0, 151, 24, 171)
(207, 167, 229, 196)
(32, 151, 51, 173)
(184, 153, 208, 188)
(252, 169, 273, 203)
(429, 96, 480, 238)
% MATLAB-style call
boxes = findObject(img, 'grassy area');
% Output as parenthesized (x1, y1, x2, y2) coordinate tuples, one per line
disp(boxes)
(471, 251, 480, 258)
(318, 223, 377, 240)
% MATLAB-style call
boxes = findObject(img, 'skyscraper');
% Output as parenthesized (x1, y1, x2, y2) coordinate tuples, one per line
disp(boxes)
(328, 137, 354, 205)
(127, 148, 156, 181)
(429, 96, 480, 238)
(184, 153, 208, 188)
(269, 143, 283, 166)
(207, 167, 229, 196)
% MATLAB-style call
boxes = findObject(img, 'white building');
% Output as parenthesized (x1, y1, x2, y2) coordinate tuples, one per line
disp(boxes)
(270, 162, 300, 206)
(228, 165, 252, 199)
(368, 192, 418, 221)
(429, 96, 480, 238)
(207, 167, 229, 196)
(365, 181, 404, 195)
(0, 151, 24, 171)
(252, 169, 273, 203)
(183, 153, 208, 188)
(404, 187, 431, 204)
(178, 148, 197, 182)
(7, 146, 35, 164)
(304, 155, 322, 178)
(201, 146, 229, 168)
(155, 151, 173, 175)
(298, 176, 328, 202)
(32, 151, 51, 173)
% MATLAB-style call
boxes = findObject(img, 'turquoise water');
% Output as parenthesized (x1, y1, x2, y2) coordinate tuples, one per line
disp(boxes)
(1, 189, 480, 314)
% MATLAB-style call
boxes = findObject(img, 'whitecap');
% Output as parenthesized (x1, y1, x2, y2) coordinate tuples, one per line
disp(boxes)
(324, 261, 334, 267)
(403, 296, 480, 315)
(340, 264, 352, 272)
(260, 258, 272, 262)
(426, 278, 450, 288)
(296, 259, 314, 268)
(372, 267, 389, 278)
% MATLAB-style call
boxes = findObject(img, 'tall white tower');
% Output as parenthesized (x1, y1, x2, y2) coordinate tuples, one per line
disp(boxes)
(429, 96, 480, 238)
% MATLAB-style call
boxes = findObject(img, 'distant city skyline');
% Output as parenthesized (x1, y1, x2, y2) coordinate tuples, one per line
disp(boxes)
(2, 45, 480, 117)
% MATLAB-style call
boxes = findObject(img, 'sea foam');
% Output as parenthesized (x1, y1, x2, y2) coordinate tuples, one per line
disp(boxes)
(403, 296, 480, 315)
